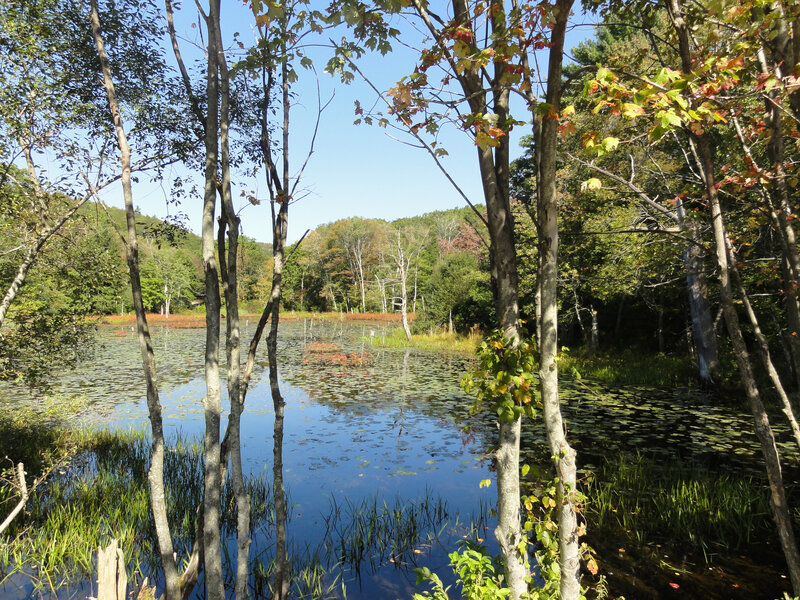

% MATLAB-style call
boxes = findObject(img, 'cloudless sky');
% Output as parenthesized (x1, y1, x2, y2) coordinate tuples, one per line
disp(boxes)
(115, 2, 598, 244)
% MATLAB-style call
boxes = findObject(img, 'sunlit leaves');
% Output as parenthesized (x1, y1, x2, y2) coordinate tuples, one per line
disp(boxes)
(580, 177, 602, 192)
(462, 330, 539, 423)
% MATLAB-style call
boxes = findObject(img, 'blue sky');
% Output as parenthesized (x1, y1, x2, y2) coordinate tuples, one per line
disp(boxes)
(117, 3, 597, 244)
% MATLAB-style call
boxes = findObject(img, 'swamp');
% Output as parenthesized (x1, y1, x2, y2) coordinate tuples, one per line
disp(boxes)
(1, 318, 797, 599)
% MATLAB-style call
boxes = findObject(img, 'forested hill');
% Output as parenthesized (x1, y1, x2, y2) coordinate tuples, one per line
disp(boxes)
(79, 203, 205, 258)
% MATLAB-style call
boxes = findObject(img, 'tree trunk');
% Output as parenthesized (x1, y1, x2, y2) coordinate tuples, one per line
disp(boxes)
(535, 2, 580, 598)
(782, 258, 800, 390)
(590, 306, 599, 352)
(396, 239, 412, 341)
(682, 234, 718, 383)
(88, 5, 180, 599)
(200, 1, 224, 596)
(675, 198, 719, 383)
(212, 11, 250, 598)
(667, 0, 800, 592)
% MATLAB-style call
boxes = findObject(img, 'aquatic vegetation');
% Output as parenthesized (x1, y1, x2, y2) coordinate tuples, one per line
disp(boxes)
(587, 454, 774, 557)
(0, 422, 480, 599)
(2, 323, 797, 599)
(363, 328, 480, 355)
(559, 347, 699, 388)
(323, 492, 449, 572)
(302, 341, 374, 367)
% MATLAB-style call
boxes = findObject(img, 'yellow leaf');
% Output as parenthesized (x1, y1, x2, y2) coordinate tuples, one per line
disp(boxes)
(587, 557, 599, 575)
(479, 479, 492, 488)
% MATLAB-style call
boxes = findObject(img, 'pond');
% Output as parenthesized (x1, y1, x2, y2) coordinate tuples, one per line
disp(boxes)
(2, 317, 798, 599)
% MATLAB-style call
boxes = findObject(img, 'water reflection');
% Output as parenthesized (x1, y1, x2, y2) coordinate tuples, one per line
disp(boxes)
(0, 320, 796, 597)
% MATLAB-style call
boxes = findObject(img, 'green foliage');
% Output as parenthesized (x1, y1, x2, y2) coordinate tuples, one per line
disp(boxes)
(426, 252, 494, 332)
(521, 476, 562, 599)
(462, 331, 539, 423)
(558, 347, 700, 388)
(412, 541, 509, 600)
(588, 454, 773, 555)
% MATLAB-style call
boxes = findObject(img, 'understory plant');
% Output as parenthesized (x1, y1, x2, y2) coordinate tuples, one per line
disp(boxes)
(413, 330, 593, 599)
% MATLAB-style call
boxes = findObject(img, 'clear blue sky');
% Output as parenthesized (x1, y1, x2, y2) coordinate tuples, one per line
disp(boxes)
(119, 3, 597, 244)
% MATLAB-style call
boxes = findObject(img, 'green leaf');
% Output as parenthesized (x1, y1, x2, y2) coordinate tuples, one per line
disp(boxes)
(580, 178, 602, 192)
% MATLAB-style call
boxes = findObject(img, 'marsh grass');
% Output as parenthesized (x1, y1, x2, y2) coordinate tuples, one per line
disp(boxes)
(587, 454, 773, 558)
(323, 492, 450, 572)
(559, 348, 699, 388)
(364, 329, 480, 355)
(2, 426, 277, 592)
(1, 419, 471, 599)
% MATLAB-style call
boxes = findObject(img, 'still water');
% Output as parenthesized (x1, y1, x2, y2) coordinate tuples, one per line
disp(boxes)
(2, 317, 796, 599)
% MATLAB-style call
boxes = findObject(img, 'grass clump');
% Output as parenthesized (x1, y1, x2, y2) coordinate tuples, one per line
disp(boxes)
(363, 328, 480, 355)
(587, 454, 772, 558)
(1, 406, 464, 598)
(559, 347, 698, 388)
(2, 425, 276, 593)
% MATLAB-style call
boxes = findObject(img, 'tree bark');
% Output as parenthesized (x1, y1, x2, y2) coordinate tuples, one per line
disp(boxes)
(212, 11, 250, 598)
(88, 5, 180, 599)
(200, 2, 224, 597)
(536, 1, 580, 598)
(393, 232, 413, 341)
(409, 0, 527, 594)
(680, 215, 719, 384)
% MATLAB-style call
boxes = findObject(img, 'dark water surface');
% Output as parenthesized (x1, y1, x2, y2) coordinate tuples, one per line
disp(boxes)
(2, 318, 798, 599)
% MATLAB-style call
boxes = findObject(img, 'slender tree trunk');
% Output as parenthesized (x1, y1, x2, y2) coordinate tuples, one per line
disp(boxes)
(376, 276, 387, 313)
(395, 238, 412, 341)
(164, 284, 171, 319)
(88, 5, 180, 599)
(667, 0, 800, 592)
(328, 284, 338, 310)
(271, 45, 294, 600)
(677, 202, 719, 383)
(212, 11, 250, 598)
(200, 2, 224, 596)
(590, 306, 599, 351)
(730, 258, 800, 452)
(536, 2, 580, 598)
(412, 262, 418, 313)
(357, 253, 366, 313)
(781, 258, 800, 390)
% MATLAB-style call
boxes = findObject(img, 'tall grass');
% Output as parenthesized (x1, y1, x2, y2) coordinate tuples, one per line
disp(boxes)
(1, 420, 477, 598)
(364, 328, 480, 355)
(324, 492, 449, 571)
(1, 427, 276, 591)
(559, 348, 699, 387)
(587, 454, 773, 558)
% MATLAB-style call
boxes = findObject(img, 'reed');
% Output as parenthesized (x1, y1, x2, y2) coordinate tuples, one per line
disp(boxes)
(587, 453, 773, 557)
(1, 418, 485, 598)
(559, 348, 698, 388)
